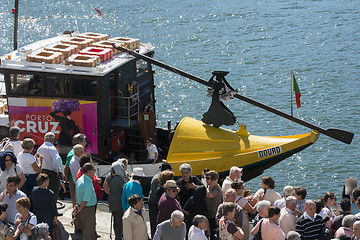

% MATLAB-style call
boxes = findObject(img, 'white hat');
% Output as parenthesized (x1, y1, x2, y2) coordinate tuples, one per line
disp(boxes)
(131, 167, 145, 177)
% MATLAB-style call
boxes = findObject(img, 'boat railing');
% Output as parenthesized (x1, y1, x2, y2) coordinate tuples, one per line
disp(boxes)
(110, 93, 140, 127)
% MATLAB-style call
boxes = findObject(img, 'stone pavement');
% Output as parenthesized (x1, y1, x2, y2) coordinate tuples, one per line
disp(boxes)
(57, 199, 151, 240)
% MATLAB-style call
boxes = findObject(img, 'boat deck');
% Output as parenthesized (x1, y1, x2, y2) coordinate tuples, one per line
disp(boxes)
(0, 34, 154, 76)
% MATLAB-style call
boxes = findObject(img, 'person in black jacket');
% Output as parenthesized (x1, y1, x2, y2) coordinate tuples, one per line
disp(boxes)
(176, 163, 203, 207)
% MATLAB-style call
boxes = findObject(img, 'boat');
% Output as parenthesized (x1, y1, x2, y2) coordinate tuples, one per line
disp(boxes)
(164, 117, 319, 181)
(0, 31, 354, 196)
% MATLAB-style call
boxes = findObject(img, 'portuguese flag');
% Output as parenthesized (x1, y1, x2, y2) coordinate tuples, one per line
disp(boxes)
(292, 71, 301, 109)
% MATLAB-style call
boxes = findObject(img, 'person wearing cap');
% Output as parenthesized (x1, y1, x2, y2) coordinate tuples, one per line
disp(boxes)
(149, 163, 172, 237)
(221, 166, 243, 198)
(121, 167, 144, 211)
(176, 163, 203, 207)
(157, 180, 182, 224)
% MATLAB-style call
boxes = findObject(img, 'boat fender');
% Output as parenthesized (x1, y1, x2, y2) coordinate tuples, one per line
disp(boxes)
(144, 103, 154, 112)
(129, 81, 139, 102)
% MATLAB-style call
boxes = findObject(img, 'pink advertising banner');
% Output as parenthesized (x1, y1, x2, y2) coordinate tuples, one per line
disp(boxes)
(8, 98, 98, 154)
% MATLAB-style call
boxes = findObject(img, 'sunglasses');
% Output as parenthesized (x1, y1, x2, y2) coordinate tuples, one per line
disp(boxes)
(206, 177, 211, 180)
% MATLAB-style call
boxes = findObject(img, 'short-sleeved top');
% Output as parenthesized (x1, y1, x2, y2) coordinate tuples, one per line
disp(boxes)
(219, 217, 238, 240)
(17, 152, 37, 174)
(15, 212, 37, 240)
(65, 149, 74, 181)
(37, 142, 60, 172)
(69, 155, 80, 184)
(216, 203, 243, 227)
(2, 189, 27, 224)
(77, 169, 103, 199)
(0, 220, 15, 240)
(7, 139, 23, 157)
(235, 195, 248, 208)
(76, 174, 97, 206)
(0, 163, 23, 192)
(206, 184, 223, 219)
(147, 144, 158, 160)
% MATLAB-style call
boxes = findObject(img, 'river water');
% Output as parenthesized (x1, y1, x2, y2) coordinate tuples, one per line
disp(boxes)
(0, 0, 359, 200)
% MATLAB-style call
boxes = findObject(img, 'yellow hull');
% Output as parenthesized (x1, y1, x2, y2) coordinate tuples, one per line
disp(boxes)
(167, 117, 319, 179)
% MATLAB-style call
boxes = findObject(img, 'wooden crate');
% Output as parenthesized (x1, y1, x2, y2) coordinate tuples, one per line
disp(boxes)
(44, 43, 79, 58)
(77, 32, 109, 42)
(26, 50, 64, 64)
(65, 54, 100, 67)
(109, 37, 140, 49)
(91, 40, 120, 54)
(61, 37, 94, 50)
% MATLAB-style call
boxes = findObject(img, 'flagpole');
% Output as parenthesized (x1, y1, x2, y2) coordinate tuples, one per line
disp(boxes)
(291, 69, 293, 116)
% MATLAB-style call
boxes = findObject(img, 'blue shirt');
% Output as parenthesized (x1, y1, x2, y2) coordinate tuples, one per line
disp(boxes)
(121, 180, 143, 211)
(76, 174, 97, 206)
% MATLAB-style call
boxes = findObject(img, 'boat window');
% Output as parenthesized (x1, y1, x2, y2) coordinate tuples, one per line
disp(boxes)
(136, 59, 148, 77)
(10, 73, 43, 95)
(44, 76, 71, 97)
(74, 78, 97, 97)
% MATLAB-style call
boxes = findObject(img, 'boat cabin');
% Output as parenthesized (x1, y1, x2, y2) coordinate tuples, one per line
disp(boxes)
(0, 33, 162, 163)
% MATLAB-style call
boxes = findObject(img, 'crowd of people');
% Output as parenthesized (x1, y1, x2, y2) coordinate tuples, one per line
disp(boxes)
(0, 126, 360, 240)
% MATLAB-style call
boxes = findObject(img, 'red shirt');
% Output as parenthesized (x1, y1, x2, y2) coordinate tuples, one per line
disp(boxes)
(76, 169, 103, 199)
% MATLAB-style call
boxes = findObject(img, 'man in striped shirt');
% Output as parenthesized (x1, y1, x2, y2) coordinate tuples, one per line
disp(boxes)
(295, 200, 328, 240)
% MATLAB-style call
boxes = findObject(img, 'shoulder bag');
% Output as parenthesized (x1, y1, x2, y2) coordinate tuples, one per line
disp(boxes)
(252, 219, 263, 240)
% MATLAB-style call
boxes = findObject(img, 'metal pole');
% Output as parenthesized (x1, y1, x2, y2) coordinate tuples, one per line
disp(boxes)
(112, 44, 354, 144)
(291, 69, 293, 117)
(13, 0, 19, 50)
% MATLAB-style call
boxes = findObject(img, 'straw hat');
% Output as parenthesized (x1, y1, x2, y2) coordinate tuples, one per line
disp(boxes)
(131, 167, 145, 177)
(164, 180, 178, 189)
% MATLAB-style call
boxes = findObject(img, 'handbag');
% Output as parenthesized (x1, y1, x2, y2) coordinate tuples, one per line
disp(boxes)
(51, 223, 62, 240)
(252, 219, 263, 240)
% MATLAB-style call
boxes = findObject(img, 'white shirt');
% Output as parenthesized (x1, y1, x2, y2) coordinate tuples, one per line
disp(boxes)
(147, 144, 158, 160)
(17, 152, 37, 174)
(69, 155, 80, 183)
(188, 225, 207, 240)
(7, 139, 23, 156)
(15, 212, 37, 240)
(221, 176, 233, 197)
(0, 163, 23, 192)
(37, 141, 60, 172)
(274, 197, 286, 209)
(254, 188, 281, 205)
(279, 207, 296, 235)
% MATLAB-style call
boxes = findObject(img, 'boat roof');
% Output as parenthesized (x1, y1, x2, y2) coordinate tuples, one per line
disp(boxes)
(0, 33, 155, 77)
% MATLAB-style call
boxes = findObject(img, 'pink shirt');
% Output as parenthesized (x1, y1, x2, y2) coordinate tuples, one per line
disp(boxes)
(254, 218, 285, 240)
(334, 227, 353, 238)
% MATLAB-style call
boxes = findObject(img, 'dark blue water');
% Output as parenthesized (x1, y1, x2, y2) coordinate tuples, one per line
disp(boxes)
(1, 0, 359, 200)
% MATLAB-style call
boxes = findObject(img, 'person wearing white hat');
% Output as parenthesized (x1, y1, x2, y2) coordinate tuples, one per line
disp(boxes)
(121, 167, 145, 211)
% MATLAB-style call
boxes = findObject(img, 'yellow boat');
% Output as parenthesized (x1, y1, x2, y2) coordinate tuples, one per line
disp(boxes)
(166, 117, 319, 181)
